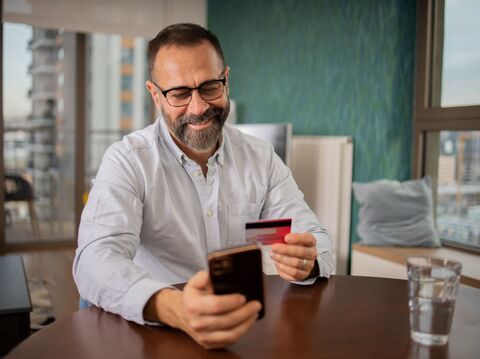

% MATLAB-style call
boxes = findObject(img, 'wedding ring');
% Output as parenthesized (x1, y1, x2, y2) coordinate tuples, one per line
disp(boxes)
(302, 258, 308, 269)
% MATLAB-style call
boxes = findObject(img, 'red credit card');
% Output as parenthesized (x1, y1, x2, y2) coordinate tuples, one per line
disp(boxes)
(245, 218, 292, 245)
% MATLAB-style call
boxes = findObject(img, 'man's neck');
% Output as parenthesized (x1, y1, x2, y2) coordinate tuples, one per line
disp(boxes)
(171, 135, 217, 175)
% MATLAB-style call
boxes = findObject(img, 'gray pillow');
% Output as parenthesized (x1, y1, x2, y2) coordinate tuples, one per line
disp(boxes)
(352, 176, 441, 247)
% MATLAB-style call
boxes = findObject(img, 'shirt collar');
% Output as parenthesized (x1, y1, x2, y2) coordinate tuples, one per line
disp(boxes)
(157, 117, 225, 167)
(213, 132, 225, 167)
(158, 117, 185, 165)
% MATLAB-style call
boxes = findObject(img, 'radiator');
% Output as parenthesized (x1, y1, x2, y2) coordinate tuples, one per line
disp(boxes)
(290, 136, 353, 275)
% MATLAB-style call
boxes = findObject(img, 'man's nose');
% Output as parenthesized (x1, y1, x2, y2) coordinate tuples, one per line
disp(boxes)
(187, 90, 210, 116)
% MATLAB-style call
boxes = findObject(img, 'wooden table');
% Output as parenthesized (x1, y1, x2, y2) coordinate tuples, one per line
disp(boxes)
(6, 275, 480, 359)
(0, 255, 32, 356)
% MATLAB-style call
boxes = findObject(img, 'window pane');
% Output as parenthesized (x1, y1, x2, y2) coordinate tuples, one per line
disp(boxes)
(86, 33, 153, 192)
(435, 131, 480, 250)
(3, 23, 76, 243)
(440, 0, 480, 107)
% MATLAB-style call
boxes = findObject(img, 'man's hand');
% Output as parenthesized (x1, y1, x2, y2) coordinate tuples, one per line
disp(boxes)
(144, 271, 261, 349)
(270, 232, 318, 281)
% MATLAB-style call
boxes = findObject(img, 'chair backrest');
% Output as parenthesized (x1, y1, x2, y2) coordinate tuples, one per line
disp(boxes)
(233, 123, 293, 166)
(79, 297, 93, 309)
(4, 175, 34, 202)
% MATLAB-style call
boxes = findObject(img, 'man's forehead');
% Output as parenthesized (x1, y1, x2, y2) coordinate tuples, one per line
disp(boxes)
(153, 41, 224, 81)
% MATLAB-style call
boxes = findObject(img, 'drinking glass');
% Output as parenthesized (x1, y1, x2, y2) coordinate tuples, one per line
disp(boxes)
(406, 256, 462, 346)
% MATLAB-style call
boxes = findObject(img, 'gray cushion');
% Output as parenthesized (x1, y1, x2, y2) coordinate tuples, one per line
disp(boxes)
(352, 176, 441, 247)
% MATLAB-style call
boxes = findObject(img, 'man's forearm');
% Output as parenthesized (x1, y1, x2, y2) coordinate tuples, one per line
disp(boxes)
(143, 288, 184, 328)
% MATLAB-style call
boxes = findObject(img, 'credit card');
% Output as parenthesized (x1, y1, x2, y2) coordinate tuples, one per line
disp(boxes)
(245, 218, 292, 245)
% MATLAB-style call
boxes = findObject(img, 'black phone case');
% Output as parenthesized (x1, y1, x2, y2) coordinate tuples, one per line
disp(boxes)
(208, 245, 265, 319)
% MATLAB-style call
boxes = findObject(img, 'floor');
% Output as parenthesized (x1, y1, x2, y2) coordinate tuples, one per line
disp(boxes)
(13, 246, 79, 320)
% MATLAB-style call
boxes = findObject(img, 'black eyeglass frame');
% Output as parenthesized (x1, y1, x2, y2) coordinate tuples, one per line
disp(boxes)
(151, 75, 227, 107)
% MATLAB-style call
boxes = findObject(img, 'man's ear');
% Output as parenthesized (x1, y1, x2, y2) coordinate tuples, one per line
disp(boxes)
(224, 66, 230, 94)
(145, 80, 162, 110)
(224, 66, 230, 81)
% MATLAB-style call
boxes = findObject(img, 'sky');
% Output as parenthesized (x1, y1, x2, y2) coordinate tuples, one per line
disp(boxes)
(441, 0, 480, 107)
(2, 1, 480, 119)
(3, 23, 31, 120)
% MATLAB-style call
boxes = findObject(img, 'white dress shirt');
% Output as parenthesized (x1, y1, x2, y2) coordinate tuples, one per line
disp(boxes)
(73, 118, 334, 324)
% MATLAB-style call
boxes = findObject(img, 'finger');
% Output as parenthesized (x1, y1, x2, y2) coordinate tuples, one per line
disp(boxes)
(285, 232, 316, 246)
(189, 300, 262, 332)
(271, 244, 317, 260)
(275, 262, 310, 281)
(197, 311, 259, 349)
(275, 269, 298, 282)
(185, 293, 247, 316)
(270, 253, 315, 272)
(185, 270, 211, 293)
(274, 260, 308, 281)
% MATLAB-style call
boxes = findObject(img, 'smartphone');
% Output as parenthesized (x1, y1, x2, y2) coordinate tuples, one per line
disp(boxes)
(207, 244, 265, 319)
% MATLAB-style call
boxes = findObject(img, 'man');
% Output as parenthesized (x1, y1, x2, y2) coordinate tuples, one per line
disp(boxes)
(73, 23, 333, 349)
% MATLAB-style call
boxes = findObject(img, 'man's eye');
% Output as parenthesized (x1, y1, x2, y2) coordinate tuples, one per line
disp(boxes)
(200, 83, 221, 94)
(170, 90, 191, 99)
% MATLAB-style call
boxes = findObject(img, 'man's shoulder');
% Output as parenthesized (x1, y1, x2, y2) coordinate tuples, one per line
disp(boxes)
(109, 122, 158, 155)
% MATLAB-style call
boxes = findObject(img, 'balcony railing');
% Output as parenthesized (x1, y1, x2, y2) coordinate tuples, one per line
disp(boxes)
(28, 37, 57, 50)
(29, 64, 56, 75)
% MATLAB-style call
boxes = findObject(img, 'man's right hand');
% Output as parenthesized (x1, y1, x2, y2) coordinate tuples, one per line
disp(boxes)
(145, 271, 261, 349)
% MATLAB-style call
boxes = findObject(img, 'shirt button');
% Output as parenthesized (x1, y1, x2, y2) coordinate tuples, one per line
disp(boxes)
(194, 170, 202, 177)
(207, 208, 214, 217)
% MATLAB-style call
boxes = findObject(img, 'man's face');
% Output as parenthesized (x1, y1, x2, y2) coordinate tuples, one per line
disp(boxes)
(146, 41, 230, 152)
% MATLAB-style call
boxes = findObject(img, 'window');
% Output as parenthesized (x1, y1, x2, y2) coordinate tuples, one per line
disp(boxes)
(3, 23, 77, 244)
(440, 0, 480, 107)
(121, 75, 133, 91)
(2, 26, 153, 247)
(121, 46, 134, 64)
(415, 0, 480, 252)
(86, 33, 152, 191)
(429, 131, 480, 248)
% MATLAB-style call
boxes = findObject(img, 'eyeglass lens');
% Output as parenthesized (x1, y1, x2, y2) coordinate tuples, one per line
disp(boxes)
(166, 80, 224, 106)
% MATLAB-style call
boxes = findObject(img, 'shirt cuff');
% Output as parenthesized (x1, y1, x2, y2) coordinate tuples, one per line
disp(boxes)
(317, 251, 334, 278)
(121, 278, 175, 325)
(291, 277, 317, 286)
(290, 252, 334, 286)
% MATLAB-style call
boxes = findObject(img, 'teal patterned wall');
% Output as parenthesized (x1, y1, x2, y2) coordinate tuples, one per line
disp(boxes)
(208, 0, 416, 250)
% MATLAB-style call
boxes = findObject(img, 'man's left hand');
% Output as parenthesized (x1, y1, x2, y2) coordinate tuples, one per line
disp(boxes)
(270, 232, 318, 281)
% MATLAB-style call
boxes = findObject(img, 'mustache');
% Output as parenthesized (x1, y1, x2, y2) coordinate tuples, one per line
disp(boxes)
(178, 107, 223, 126)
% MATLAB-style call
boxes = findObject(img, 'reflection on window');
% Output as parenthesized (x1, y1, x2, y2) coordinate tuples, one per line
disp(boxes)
(121, 75, 133, 91)
(3, 23, 75, 243)
(121, 47, 134, 64)
(440, 0, 480, 107)
(436, 131, 480, 250)
(121, 102, 133, 118)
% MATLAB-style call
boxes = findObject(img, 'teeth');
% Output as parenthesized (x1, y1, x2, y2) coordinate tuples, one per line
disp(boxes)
(191, 119, 210, 125)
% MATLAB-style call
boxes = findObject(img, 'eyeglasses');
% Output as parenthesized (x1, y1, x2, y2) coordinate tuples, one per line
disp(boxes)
(151, 76, 227, 107)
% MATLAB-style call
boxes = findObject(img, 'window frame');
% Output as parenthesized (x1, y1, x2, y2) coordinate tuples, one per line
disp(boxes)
(1, 0, 5, 253)
(414, 0, 480, 252)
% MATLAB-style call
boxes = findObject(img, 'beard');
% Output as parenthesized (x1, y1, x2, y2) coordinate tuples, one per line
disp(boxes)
(162, 101, 230, 152)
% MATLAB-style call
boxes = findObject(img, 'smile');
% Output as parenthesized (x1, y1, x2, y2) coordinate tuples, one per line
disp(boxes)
(187, 118, 213, 131)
